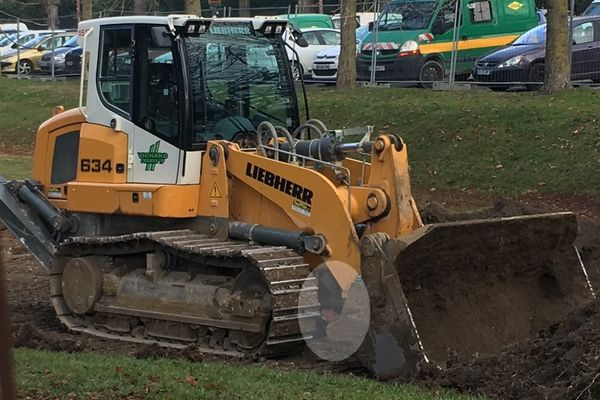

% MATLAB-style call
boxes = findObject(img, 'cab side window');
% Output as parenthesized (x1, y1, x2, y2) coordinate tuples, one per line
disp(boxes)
(98, 28, 132, 115)
(132, 26, 180, 143)
(468, 1, 493, 24)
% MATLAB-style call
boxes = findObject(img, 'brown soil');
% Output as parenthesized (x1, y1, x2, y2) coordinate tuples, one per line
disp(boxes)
(2, 191, 600, 400)
(415, 198, 600, 400)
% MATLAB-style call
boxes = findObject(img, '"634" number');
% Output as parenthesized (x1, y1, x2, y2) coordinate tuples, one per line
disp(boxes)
(80, 159, 113, 173)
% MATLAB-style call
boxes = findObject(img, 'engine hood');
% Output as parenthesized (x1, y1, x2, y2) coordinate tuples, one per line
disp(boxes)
(479, 44, 544, 63)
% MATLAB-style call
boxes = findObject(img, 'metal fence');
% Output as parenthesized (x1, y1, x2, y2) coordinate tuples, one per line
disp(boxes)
(1, 0, 595, 90)
(357, 0, 596, 90)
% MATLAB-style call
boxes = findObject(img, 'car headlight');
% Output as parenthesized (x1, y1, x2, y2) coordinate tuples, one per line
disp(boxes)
(400, 40, 419, 53)
(498, 55, 524, 69)
(53, 54, 65, 61)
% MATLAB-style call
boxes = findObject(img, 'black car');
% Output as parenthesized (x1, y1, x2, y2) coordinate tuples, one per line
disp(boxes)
(64, 46, 82, 75)
(39, 35, 79, 75)
(473, 16, 600, 91)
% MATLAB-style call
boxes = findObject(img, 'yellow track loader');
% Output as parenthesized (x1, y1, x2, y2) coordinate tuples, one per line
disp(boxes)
(0, 15, 594, 378)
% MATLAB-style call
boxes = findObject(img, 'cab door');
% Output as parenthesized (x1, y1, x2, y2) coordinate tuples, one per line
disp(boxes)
(96, 25, 181, 185)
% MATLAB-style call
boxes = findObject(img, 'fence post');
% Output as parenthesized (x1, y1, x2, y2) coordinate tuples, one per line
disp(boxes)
(16, 19, 20, 79)
(448, 0, 462, 84)
(369, 0, 380, 84)
(568, 0, 575, 82)
(51, 28, 56, 79)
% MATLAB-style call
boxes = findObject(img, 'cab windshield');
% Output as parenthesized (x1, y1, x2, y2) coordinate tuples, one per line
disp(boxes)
(378, 1, 438, 31)
(513, 24, 546, 45)
(184, 32, 298, 144)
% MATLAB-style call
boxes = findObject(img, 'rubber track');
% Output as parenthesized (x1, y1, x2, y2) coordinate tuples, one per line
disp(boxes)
(48, 229, 320, 357)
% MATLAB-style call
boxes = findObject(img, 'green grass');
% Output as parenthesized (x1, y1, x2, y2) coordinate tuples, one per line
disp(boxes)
(0, 155, 32, 179)
(0, 76, 79, 152)
(308, 86, 600, 195)
(0, 78, 598, 196)
(15, 348, 478, 400)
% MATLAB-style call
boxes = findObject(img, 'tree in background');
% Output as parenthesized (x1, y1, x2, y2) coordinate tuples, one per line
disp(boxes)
(543, 0, 570, 92)
(239, 0, 251, 17)
(134, 0, 146, 14)
(45, 0, 60, 28)
(185, 0, 201, 15)
(336, 0, 356, 88)
(81, 0, 93, 20)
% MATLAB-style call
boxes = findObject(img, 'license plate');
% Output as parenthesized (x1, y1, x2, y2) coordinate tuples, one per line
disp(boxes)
(369, 65, 385, 72)
(66, 61, 74, 66)
(313, 64, 332, 70)
(477, 68, 491, 76)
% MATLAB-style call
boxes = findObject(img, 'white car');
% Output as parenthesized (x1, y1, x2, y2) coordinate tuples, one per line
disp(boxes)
(311, 45, 339, 81)
(284, 27, 340, 80)
(311, 29, 369, 81)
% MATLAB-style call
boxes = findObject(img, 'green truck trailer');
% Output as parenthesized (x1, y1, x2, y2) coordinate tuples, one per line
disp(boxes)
(357, 0, 539, 84)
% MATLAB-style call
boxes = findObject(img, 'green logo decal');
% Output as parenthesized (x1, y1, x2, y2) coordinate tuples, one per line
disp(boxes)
(138, 141, 169, 171)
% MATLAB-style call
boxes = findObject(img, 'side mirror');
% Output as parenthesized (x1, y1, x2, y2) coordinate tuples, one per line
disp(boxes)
(296, 37, 309, 47)
(368, 21, 374, 32)
(290, 27, 303, 42)
(291, 28, 309, 47)
(11, 43, 17, 49)
(37, 45, 45, 51)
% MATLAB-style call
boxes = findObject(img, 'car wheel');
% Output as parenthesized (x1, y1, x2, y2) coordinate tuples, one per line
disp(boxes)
(419, 60, 445, 88)
(17, 60, 34, 75)
(291, 62, 304, 81)
(526, 64, 544, 91)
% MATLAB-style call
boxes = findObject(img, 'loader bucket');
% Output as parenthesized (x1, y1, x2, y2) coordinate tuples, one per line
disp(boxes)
(358, 212, 595, 379)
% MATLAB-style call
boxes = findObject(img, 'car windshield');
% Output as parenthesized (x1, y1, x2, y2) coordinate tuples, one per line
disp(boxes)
(64, 35, 78, 47)
(20, 35, 48, 49)
(0, 33, 17, 47)
(513, 24, 546, 45)
(184, 31, 298, 143)
(583, 3, 600, 16)
(378, 1, 437, 31)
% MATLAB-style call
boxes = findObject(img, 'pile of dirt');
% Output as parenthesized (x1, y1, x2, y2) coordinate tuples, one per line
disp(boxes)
(416, 199, 600, 399)
(424, 299, 600, 400)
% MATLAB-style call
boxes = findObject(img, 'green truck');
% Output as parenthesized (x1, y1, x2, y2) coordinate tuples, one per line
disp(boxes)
(356, 0, 538, 84)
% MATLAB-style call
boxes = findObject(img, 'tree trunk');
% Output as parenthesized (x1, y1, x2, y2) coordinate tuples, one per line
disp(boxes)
(336, 0, 357, 89)
(298, 0, 315, 13)
(134, 0, 146, 15)
(239, 0, 251, 17)
(543, 0, 570, 92)
(81, 0, 93, 21)
(46, 0, 60, 29)
(185, 0, 201, 16)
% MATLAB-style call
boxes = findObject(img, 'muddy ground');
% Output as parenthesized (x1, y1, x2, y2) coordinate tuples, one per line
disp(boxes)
(2, 192, 599, 400)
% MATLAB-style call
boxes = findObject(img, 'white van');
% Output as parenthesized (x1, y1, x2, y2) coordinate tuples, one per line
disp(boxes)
(0, 22, 29, 34)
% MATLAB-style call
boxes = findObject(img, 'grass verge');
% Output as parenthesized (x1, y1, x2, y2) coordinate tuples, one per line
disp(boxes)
(308, 86, 600, 195)
(0, 155, 32, 179)
(0, 76, 79, 153)
(0, 78, 598, 195)
(15, 348, 479, 400)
